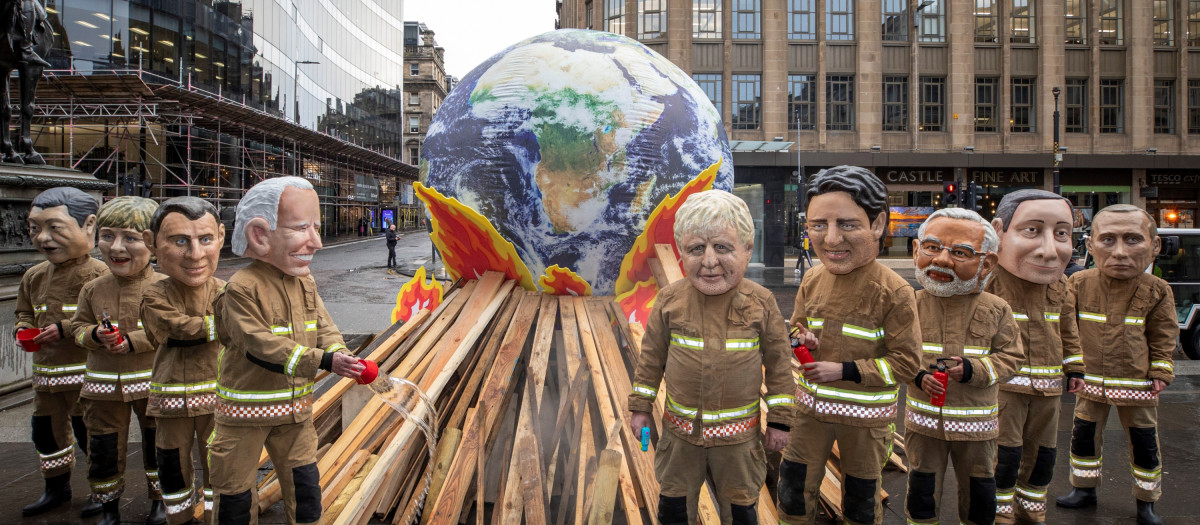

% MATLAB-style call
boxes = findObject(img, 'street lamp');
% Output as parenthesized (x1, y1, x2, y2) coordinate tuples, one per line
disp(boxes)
(294, 60, 320, 124)
(912, 0, 934, 150)
(1052, 86, 1061, 195)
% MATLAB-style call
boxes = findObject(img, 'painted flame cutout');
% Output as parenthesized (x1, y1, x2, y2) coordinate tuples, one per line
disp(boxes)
(613, 160, 720, 298)
(414, 182, 536, 291)
(539, 264, 592, 296)
(391, 266, 444, 324)
(615, 281, 659, 326)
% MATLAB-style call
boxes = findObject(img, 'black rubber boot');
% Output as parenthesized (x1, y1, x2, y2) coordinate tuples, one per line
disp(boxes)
(1055, 486, 1098, 509)
(21, 472, 71, 516)
(80, 494, 104, 518)
(97, 500, 120, 525)
(1137, 500, 1163, 525)
(146, 499, 167, 525)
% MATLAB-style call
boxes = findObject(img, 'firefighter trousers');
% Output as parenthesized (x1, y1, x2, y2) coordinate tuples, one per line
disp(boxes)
(81, 397, 159, 503)
(654, 428, 767, 524)
(904, 432, 997, 525)
(209, 421, 321, 525)
(31, 389, 86, 478)
(157, 414, 215, 525)
(1067, 397, 1161, 502)
(777, 412, 893, 525)
(995, 391, 1060, 524)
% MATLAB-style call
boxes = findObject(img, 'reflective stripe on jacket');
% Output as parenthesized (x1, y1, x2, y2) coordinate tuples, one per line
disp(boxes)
(71, 263, 164, 401)
(985, 265, 1082, 397)
(141, 276, 225, 417)
(15, 256, 110, 393)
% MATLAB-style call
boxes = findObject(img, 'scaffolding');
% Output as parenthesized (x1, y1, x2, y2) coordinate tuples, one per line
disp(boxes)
(18, 69, 422, 235)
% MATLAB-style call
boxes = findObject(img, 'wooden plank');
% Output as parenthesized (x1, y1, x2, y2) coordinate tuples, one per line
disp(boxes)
(326, 454, 380, 522)
(647, 256, 670, 289)
(321, 450, 369, 509)
(417, 428, 462, 525)
(527, 294, 559, 412)
(652, 243, 684, 283)
(587, 449, 624, 525)
(696, 484, 721, 525)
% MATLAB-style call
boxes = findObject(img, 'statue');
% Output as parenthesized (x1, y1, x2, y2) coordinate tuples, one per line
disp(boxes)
(0, 0, 53, 165)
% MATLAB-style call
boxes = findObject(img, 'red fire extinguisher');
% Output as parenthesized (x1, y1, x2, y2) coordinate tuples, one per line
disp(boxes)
(790, 326, 814, 365)
(930, 358, 950, 407)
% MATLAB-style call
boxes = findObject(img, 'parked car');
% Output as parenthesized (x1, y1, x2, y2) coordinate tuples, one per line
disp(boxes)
(1156, 228, 1200, 359)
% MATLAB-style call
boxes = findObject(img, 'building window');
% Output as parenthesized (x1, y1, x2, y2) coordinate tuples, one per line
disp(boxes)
(605, 0, 625, 34)
(1189, 80, 1200, 133)
(1099, 0, 1123, 45)
(882, 75, 908, 131)
(789, 0, 816, 39)
(1011, 0, 1035, 43)
(920, 76, 945, 131)
(638, 0, 666, 38)
(788, 74, 816, 130)
(1065, 0, 1086, 44)
(1154, 0, 1174, 46)
(693, 73, 723, 119)
(693, 0, 722, 38)
(1190, 1, 1200, 45)
(409, 63, 419, 75)
(975, 0, 997, 43)
(826, 75, 855, 130)
(409, 92, 419, 105)
(826, 0, 855, 41)
(881, 0, 907, 42)
(1011, 78, 1035, 132)
(1155, 80, 1175, 134)
(919, 0, 946, 42)
(733, 0, 761, 39)
(409, 147, 419, 165)
(731, 75, 761, 130)
(585, 0, 594, 29)
(1100, 79, 1124, 133)
(975, 77, 998, 132)
(409, 116, 420, 133)
(1065, 78, 1088, 133)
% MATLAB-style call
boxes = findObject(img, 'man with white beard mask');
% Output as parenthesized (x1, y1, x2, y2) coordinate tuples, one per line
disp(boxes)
(904, 208, 1023, 525)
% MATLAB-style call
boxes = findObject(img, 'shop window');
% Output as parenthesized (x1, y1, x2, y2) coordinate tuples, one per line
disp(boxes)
(1189, 80, 1200, 133)
(827, 75, 856, 130)
(604, 0, 625, 34)
(733, 0, 761, 39)
(1155, 80, 1175, 134)
(1099, 0, 1124, 45)
(882, 0, 907, 41)
(1154, 0, 1174, 46)
(1065, 78, 1088, 133)
(1065, 0, 1086, 44)
(975, 0, 997, 43)
(789, 74, 816, 130)
(693, 0, 722, 38)
(883, 75, 908, 131)
(1011, 0, 1035, 43)
(826, 0, 855, 41)
(638, 0, 666, 39)
(975, 77, 998, 132)
(921, 76, 945, 131)
(693, 73, 723, 119)
(1010, 78, 1036, 133)
(732, 74, 762, 130)
(789, 0, 816, 39)
(1100, 79, 1124, 133)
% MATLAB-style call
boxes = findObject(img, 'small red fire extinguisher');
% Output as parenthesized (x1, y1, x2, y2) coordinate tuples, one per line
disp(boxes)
(930, 359, 950, 407)
(789, 326, 814, 364)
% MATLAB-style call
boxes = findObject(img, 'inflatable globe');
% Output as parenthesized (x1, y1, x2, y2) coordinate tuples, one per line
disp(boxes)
(419, 29, 734, 295)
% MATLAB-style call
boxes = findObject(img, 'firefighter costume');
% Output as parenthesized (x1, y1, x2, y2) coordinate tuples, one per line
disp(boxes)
(778, 261, 922, 525)
(905, 291, 1022, 525)
(629, 278, 796, 524)
(142, 276, 225, 524)
(984, 265, 1082, 523)
(1062, 270, 1176, 510)
(15, 254, 109, 512)
(72, 262, 166, 511)
(209, 260, 351, 525)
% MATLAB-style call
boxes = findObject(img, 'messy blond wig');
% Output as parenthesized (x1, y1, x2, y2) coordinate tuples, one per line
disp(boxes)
(97, 196, 159, 232)
(673, 190, 755, 249)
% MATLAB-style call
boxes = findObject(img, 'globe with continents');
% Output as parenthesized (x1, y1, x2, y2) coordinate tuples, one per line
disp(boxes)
(419, 29, 733, 295)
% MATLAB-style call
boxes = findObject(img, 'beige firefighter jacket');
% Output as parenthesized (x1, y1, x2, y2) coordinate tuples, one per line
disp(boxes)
(71, 263, 165, 402)
(985, 265, 1083, 396)
(789, 261, 922, 428)
(1070, 270, 1177, 406)
(629, 278, 797, 447)
(213, 260, 350, 427)
(906, 290, 1023, 441)
(141, 275, 225, 418)
(15, 255, 109, 392)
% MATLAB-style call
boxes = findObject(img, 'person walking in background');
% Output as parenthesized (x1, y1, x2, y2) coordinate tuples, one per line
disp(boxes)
(386, 224, 398, 268)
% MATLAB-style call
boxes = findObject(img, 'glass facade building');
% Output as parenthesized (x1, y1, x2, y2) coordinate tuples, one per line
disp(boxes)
(31, 0, 418, 236)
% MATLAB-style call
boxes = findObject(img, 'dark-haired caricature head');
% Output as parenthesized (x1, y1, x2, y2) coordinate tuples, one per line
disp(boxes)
(28, 187, 99, 264)
(804, 165, 889, 274)
(990, 189, 1073, 284)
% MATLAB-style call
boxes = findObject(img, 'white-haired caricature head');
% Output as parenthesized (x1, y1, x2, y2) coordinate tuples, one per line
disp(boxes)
(234, 176, 324, 277)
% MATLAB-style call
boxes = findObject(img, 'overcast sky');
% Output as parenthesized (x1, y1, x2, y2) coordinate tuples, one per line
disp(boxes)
(404, 1, 560, 80)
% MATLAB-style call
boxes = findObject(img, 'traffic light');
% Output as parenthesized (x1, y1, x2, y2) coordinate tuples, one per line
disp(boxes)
(942, 181, 960, 207)
(964, 181, 983, 212)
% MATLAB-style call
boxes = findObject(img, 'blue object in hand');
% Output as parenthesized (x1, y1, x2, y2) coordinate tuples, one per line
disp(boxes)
(640, 427, 650, 451)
